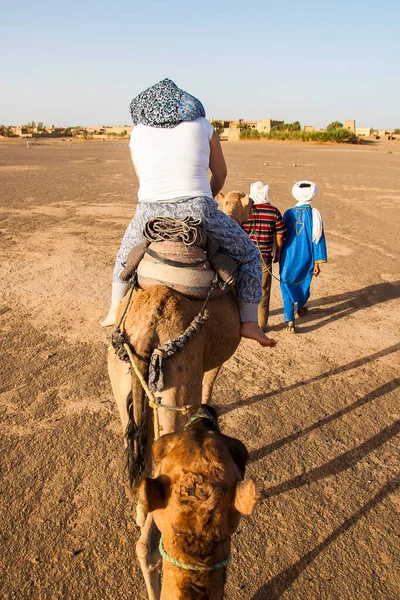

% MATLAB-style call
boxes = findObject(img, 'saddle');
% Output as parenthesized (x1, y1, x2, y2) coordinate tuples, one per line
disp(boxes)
(119, 216, 238, 299)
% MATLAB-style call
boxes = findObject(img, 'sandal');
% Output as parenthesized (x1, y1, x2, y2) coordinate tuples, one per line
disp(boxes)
(286, 321, 296, 334)
(297, 307, 309, 318)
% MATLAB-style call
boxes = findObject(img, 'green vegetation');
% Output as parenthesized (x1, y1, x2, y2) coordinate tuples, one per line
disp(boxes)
(0, 125, 17, 137)
(240, 126, 357, 143)
(240, 128, 264, 139)
(394, 128, 400, 134)
(273, 121, 301, 132)
(210, 120, 224, 136)
(327, 121, 343, 131)
(106, 130, 128, 138)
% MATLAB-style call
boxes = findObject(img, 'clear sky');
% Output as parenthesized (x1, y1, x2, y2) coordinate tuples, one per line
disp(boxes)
(1, 0, 399, 129)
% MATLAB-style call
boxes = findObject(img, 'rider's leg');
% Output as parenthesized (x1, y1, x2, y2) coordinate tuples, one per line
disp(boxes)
(202, 199, 277, 348)
(101, 206, 146, 326)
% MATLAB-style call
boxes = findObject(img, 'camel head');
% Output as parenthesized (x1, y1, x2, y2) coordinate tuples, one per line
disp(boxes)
(216, 191, 254, 225)
(138, 406, 258, 600)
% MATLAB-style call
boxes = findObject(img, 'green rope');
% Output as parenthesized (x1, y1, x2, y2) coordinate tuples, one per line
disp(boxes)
(184, 413, 220, 433)
(159, 536, 231, 572)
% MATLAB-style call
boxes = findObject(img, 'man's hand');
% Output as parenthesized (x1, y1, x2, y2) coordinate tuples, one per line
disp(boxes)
(273, 251, 281, 263)
(313, 263, 321, 277)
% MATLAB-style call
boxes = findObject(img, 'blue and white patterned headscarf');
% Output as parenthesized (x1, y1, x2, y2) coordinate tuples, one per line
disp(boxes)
(129, 78, 205, 128)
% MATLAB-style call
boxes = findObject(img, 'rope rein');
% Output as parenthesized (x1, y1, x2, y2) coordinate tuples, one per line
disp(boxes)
(159, 536, 232, 572)
(122, 342, 161, 440)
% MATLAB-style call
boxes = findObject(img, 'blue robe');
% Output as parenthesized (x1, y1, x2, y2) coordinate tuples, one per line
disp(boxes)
(279, 207, 327, 321)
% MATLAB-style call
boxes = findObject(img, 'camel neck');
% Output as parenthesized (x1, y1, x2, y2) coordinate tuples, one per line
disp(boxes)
(161, 561, 226, 600)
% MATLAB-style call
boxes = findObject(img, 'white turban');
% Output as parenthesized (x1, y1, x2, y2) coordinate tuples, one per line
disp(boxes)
(292, 180, 319, 205)
(249, 181, 270, 205)
(292, 180, 323, 244)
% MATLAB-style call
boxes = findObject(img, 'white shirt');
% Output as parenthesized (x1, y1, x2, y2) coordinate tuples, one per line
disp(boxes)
(129, 117, 214, 202)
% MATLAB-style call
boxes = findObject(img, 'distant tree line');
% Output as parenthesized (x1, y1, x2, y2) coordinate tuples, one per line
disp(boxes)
(0, 125, 18, 137)
(240, 120, 358, 143)
(0, 123, 129, 139)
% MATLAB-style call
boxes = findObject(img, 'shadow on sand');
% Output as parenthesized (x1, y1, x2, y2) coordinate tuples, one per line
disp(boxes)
(249, 378, 399, 464)
(259, 419, 399, 498)
(267, 280, 400, 333)
(250, 476, 400, 600)
(221, 342, 400, 417)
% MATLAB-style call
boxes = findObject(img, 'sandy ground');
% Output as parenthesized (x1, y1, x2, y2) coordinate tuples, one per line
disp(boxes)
(0, 138, 399, 600)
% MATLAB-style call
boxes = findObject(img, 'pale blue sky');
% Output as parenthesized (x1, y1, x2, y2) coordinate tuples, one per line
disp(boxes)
(1, 0, 399, 128)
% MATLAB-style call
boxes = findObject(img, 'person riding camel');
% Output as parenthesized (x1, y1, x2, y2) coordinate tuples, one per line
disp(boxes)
(101, 78, 277, 348)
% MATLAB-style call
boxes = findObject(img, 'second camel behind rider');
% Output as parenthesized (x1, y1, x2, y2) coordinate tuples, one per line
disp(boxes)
(101, 79, 276, 348)
(242, 181, 286, 331)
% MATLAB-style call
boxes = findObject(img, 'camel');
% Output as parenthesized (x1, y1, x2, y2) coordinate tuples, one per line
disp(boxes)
(138, 405, 258, 600)
(108, 284, 241, 599)
(215, 191, 253, 225)
(107, 192, 257, 598)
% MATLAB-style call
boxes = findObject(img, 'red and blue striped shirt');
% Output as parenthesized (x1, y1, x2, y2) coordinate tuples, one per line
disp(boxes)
(242, 204, 286, 258)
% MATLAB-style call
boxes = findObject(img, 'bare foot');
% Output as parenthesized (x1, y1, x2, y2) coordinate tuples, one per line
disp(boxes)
(241, 322, 277, 347)
(100, 314, 117, 327)
(100, 300, 121, 327)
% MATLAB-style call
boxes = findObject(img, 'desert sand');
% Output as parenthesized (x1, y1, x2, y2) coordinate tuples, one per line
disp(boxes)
(0, 138, 399, 600)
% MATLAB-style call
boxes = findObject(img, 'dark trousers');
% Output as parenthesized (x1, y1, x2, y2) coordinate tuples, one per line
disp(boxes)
(258, 256, 272, 328)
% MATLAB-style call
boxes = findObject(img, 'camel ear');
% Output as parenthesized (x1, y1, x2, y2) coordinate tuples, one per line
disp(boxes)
(233, 479, 259, 515)
(240, 193, 250, 206)
(222, 435, 249, 478)
(138, 476, 169, 513)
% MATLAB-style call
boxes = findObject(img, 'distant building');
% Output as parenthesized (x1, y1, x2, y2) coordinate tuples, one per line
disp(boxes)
(86, 125, 132, 136)
(377, 129, 397, 139)
(303, 125, 315, 132)
(344, 119, 356, 133)
(10, 126, 32, 137)
(256, 119, 284, 133)
(212, 117, 284, 141)
(355, 127, 373, 137)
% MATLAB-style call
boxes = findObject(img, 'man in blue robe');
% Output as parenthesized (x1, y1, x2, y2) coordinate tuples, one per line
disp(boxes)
(279, 181, 327, 333)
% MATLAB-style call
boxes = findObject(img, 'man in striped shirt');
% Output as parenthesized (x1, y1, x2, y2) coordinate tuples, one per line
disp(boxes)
(242, 181, 286, 330)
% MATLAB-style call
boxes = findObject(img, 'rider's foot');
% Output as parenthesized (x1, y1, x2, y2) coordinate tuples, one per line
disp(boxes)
(100, 300, 121, 327)
(241, 322, 277, 347)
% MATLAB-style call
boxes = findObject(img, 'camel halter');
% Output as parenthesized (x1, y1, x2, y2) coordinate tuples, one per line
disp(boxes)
(159, 536, 232, 572)
(183, 412, 220, 433)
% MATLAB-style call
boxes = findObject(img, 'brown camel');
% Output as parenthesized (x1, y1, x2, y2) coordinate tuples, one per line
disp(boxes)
(108, 283, 241, 599)
(215, 191, 253, 225)
(138, 405, 258, 600)
(107, 193, 257, 598)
